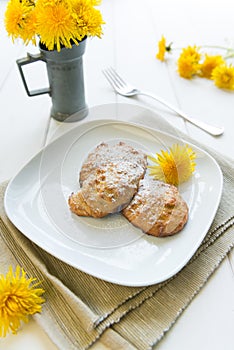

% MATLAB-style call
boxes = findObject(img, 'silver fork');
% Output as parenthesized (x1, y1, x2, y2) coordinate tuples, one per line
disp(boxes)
(102, 67, 224, 136)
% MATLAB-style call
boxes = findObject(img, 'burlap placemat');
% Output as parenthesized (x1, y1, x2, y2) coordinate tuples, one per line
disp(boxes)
(1, 113, 234, 350)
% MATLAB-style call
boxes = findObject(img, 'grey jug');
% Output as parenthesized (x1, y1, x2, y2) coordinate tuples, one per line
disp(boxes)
(17, 39, 88, 122)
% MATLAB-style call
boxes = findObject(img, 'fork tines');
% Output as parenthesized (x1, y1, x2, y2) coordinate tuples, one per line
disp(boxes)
(102, 67, 125, 90)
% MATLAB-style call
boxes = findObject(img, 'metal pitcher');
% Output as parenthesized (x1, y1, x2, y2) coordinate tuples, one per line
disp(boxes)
(17, 39, 88, 122)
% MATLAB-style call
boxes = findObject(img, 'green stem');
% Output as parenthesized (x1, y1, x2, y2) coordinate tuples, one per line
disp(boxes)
(200, 45, 230, 50)
(224, 53, 234, 59)
(173, 45, 234, 52)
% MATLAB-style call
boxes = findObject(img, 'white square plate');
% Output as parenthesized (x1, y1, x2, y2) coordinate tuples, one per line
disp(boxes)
(4, 112, 223, 286)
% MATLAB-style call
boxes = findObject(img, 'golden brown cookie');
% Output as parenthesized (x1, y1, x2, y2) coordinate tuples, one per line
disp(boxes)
(79, 141, 147, 186)
(122, 177, 188, 237)
(69, 142, 147, 218)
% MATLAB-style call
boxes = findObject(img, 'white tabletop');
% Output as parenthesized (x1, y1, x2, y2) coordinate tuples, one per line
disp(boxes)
(1, 0, 234, 349)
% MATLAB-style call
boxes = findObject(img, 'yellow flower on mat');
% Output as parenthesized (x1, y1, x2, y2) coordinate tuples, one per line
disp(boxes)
(211, 64, 234, 90)
(0, 265, 45, 337)
(199, 54, 225, 79)
(156, 35, 172, 61)
(148, 144, 196, 186)
(177, 46, 201, 79)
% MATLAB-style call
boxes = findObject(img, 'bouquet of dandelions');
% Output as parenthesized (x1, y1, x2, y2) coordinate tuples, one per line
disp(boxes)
(4, 0, 105, 52)
(156, 36, 234, 90)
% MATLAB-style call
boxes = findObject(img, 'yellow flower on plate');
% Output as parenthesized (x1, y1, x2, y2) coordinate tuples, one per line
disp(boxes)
(0, 265, 45, 337)
(177, 46, 201, 79)
(211, 63, 234, 90)
(148, 144, 196, 186)
(156, 35, 172, 61)
(199, 54, 225, 79)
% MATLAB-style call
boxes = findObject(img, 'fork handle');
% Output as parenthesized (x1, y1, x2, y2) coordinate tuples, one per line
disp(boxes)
(139, 92, 224, 136)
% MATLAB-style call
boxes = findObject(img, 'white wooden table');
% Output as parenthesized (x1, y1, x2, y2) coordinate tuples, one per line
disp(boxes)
(1, 0, 234, 349)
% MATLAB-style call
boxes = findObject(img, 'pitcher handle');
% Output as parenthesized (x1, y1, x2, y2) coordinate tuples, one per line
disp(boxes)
(16, 53, 50, 97)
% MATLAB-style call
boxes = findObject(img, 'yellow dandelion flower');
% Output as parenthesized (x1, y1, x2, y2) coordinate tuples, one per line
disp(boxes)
(20, 8, 37, 45)
(199, 54, 225, 79)
(156, 36, 166, 61)
(0, 265, 45, 337)
(156, 35, 172, 61)
(211, 64, 234, 90)
(35, 0, 79, 51)
(4, 0, 104, 51)
(4, 0, 36, 44)
(148, 144, 196, 186)
(72, 0, 105, 39)
(177, 46, 201, 79)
